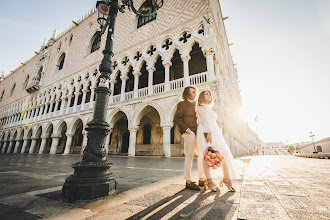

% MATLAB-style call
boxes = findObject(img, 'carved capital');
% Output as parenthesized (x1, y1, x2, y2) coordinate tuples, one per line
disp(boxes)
(162, 62, 172, 67)
(181, 55, 191, 62)
(161, 124, 173, 130)
(204, 50, 215, 57)
(128, 126, 139, 132)
(133, 71, 141, 77)
(51, 134, 61, 138)
(66, 133, 74, 138)
(146, 67, 156, 72)
(120, 75, 129, 81)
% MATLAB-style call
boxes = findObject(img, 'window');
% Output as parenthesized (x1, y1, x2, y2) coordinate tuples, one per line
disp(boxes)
(56, 53, 66, 71)
(0, 90, 4, 102)
(90, 32, 101, 53)
(22, 75, 29, 90)
(137, 0, 157, 28)
(10, 83, 16, 96)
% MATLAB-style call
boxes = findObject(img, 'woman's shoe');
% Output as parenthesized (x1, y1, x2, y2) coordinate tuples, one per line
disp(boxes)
(220, 178, 236, 192)
(205, 179, 220, 192)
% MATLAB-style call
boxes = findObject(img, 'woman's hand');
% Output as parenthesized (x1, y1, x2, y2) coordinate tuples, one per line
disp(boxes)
(206, 132, 212, 143)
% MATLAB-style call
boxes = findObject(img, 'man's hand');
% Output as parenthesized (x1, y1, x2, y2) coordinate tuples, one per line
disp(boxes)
(186, 128, 191, 135)
(206, 132, 212, 143)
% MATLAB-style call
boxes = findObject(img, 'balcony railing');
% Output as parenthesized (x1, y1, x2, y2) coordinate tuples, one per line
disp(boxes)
(125, 91, 134, 101)
(153, 83, 164, 94)
(170, 78, 184, 90)
(4, 72, 210, 128)
(138, 87, 148, 98)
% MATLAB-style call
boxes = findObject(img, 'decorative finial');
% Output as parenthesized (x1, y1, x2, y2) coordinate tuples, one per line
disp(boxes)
(52, 29, 57, 39)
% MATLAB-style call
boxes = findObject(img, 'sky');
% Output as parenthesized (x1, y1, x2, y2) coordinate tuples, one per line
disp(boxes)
(0, 0, 329, 144)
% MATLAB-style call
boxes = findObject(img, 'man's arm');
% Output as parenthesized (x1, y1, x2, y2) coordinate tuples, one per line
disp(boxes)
(174, 102, 189, 133)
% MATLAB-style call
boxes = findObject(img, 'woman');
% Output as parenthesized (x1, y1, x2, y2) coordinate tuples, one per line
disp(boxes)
(196, 90, 240, 192)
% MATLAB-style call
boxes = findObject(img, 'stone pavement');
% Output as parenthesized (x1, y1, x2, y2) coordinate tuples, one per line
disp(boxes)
(0, 154, 329, 219)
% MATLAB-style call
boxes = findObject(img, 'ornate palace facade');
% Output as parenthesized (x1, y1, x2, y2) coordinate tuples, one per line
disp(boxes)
(0, 0, 259, 157)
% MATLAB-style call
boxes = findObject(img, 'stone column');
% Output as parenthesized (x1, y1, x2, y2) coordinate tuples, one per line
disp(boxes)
(163, 62, 171, 91)
(35, 107, 40, 118)
(13, 140, 20, 153)
(7, 140, 15, 153)
(39, 104, 45, 117)
(63, 133, 74, 155)
(80, 89, 87, 110)
(89, 86, 96, 109)
(50, 135, 60, 154)
(182, 55, 191, 86)
(1, 141, 8, 153)
(109, 79, 116, 104)
(66, 95, 73, 114)
(147, 67, 155, 95)
(31, 108, 36, 118)
(128, 126, 139, 157)
(73, 91, 79, 109)
(133, 71, 141, 98)
(120, 75, 128, 101)
(81, 130, 88, 154)
(44, 103, 50, 115)
(54, 98, 60, 112)
(38, 136, 47, 154)
(161, 125, 172, 157)
(205, 50, 216, 81)
(28, 137, 38, 154)
(20, 139, 28, 153)
(49, 101, 55, 113)
(59, 96, 67, 115)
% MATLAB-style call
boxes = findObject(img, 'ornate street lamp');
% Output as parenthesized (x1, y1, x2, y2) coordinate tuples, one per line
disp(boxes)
(61, 0, 163, 202)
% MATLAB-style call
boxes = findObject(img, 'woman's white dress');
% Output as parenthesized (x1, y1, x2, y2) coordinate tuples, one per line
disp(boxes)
(196, 104, 240, 179)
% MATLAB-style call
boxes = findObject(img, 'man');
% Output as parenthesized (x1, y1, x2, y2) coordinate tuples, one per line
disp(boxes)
(174, 86, 206, 190)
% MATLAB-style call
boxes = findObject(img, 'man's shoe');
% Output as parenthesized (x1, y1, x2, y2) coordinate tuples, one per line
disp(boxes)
(186, 181, 200, 190)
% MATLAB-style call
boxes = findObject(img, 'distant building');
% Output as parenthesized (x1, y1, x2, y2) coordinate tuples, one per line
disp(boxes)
(297, 137, 330, 154)
(0, 0, 259, 157)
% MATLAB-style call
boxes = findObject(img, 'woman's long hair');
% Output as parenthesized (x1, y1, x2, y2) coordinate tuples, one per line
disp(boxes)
(197, 90, 214, 107)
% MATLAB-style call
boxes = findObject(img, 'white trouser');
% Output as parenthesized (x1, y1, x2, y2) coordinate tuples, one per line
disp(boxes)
(182, 132, 205, 181)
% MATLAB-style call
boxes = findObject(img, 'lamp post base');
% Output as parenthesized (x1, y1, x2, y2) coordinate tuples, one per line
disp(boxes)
(61, 161, 116, 202)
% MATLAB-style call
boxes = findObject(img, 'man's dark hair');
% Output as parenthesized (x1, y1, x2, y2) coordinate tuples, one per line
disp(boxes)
(181, 86, 197, 100)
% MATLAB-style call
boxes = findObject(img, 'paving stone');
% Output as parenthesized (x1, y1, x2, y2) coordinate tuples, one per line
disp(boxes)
(285, 208, 330, 220)
(240, 184, 271, 193)
(276, 195, 329, 213)
(268, 185, 307, 196)
(238, 202, 290, 220)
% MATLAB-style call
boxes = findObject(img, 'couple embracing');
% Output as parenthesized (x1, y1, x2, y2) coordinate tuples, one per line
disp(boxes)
(174, 86, 240, 192)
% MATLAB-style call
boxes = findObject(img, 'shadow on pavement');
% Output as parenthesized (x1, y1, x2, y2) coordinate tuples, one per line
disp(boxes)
(127, 189, 237, 220)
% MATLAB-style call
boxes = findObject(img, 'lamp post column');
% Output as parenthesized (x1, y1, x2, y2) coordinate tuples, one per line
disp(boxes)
(62, 0, 118, 202)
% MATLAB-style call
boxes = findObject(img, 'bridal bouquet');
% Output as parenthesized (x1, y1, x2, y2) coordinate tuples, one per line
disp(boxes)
(204, 145, 224, 169)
